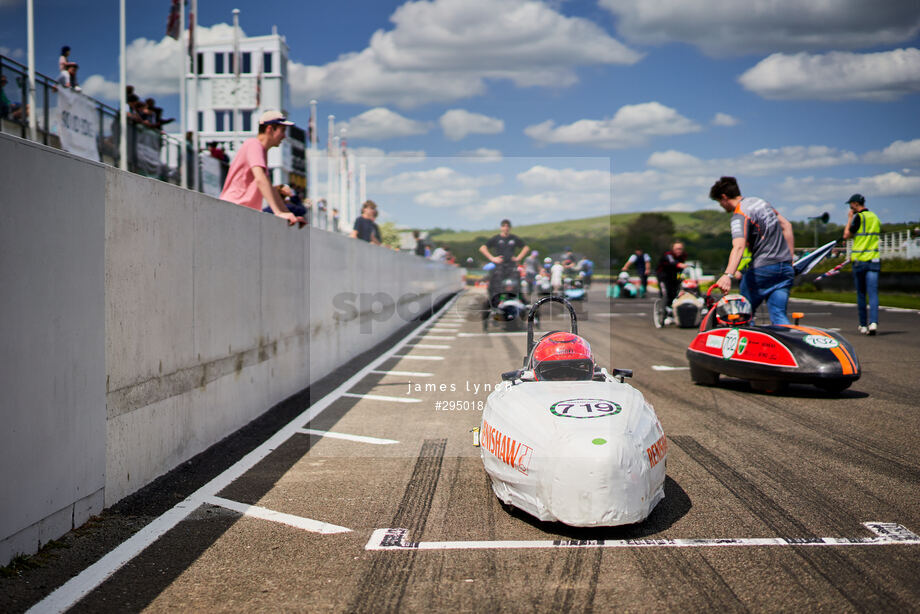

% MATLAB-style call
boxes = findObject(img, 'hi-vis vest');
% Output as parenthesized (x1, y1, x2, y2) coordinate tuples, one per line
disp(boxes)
(852, 210, 880, 262)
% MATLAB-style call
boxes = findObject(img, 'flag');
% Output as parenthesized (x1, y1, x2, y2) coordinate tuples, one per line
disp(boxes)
(793, 240, 837, 277)
(166, 0, 181, 40)
(187, 4, 195, 57)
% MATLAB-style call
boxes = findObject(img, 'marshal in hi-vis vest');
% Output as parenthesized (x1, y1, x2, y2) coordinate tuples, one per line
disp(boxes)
(851, 210, 880, 262)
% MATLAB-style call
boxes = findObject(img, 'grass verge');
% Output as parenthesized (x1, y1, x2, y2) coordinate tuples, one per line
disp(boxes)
(790, 290, 920, 310)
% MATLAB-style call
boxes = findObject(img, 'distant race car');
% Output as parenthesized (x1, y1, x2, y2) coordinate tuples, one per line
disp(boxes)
(653, 276, 705, 328)
(686, 288, 861, 394)
(477, 296, 668, 527)
(563, 277, 587, 301)
(608, 272, 639, 298)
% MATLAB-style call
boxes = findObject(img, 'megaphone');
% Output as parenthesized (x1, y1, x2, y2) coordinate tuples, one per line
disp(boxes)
(809, 212, 830, 224)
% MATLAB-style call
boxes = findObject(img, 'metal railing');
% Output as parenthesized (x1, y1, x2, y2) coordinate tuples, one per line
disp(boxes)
(1, 54, 190, 186)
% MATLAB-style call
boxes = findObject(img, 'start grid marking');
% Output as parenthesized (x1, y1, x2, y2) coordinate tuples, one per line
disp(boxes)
(366, 523, 920, 551)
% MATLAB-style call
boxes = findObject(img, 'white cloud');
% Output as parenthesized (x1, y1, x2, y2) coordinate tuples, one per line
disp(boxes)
(712, 112, 739, 127)
(80, 74, 120, 101)
(525, 102, 700, 149)
(863, 139, 920, 166)
(516, 165, 613, 191)
(647, 145, 859, 176)
(439, 109, 504, 140)
(377, 166, 502, 193)
(80, 24, 242, 102)
(339, 107, 430, 140)
(350, 146, 427, 175)
(739, 48, 920, 101)
(415, 188, 481, 208)
(0, 45, 24, 59)
(460, 191, 612, 220)
(599, 0, 920, 57)
(458, 148, 503, 161)
(777, 171, 920, 203)
(289, 0, 642, 108)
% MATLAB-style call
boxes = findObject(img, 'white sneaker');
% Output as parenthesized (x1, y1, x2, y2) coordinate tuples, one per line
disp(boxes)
(663, 317, 674, 326)
(868, 322, 877, 336)
(858, 325, 868, 335)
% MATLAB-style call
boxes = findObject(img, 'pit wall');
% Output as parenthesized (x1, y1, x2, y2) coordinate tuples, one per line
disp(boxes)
(0, 133, 463, 565)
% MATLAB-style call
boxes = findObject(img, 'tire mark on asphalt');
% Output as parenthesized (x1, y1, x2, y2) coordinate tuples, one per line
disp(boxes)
(351, 439, 446, 614)
(672, 435, 908, 611)
(546, 548, 603, 614)
(632, 548, 748, 613)
(728, 390, 920, 485)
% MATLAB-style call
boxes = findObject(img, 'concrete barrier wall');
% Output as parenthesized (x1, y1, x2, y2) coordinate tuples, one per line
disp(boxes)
(0, 133, 463, 564)
(0, 135, 107, 564)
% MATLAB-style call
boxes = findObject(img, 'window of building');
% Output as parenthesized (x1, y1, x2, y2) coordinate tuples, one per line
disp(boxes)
(227, 52, 234, 75)
(242, 52, 251, 74)
(215, 110, 234, 132)
(197, 111, 203, 132)
(241, 110, 252, 132)
(196, 52, 203, 75)
(263, 51, 273, 74)
(214, 52, 224, 74)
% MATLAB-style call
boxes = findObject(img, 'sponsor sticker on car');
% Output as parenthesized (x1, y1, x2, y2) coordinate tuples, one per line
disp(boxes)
(549, 398, 622, 419)
(722, 328, 740, 359)
(804, 334, 839, 349)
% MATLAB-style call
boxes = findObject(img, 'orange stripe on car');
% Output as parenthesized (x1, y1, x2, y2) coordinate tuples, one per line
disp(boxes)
(783, 324, 855, 375)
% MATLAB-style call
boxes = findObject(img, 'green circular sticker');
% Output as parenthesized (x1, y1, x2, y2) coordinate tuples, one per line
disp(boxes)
(550, 398, 622, 419)
(592, 438, 607, 445)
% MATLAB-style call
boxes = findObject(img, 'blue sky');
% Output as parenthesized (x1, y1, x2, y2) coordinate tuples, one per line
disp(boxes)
(2, 0, 919, 231)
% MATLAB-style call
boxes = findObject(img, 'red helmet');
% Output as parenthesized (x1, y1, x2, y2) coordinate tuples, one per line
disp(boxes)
(531, 332, 594, 381)
(715, 294, 753, 327)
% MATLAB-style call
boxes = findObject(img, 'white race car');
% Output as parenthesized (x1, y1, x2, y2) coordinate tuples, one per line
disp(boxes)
(477, 297, 668, 527)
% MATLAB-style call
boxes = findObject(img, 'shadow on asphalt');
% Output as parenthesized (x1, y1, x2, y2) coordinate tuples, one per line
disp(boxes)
(710, 378, 871, 399)
(500, 476, 691, 541)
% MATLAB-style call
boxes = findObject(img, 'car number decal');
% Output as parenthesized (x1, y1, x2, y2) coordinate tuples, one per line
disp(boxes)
(550, 398, 622, 419)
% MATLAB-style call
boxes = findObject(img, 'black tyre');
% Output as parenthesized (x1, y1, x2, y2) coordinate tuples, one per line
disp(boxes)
(689, 362, 719, 386)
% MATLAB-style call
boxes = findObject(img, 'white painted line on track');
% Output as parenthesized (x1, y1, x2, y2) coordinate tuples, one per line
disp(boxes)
(457, 332, 526, 337)
(370, 370, 434, 378)
(392, 354, 445, 361)
(27, 294, 461, 614)
(207, 496, 352, 534)
(366, 523, 920, 551)
(652, 365, 690, 371)
(422, 335, 456, 339)
(595, 312, 647, 317)
(297, 428, 399, 445)
(341, 392, 421, 404)
(406, 344, 452, 349)
(884, 306, 919, 313)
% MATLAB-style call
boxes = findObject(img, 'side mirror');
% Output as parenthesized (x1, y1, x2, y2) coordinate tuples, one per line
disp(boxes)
(501, 370, 520, 382)
(612, 368, 633, 383)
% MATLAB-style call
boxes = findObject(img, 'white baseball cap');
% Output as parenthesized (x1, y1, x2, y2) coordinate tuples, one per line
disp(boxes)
(259, 110, 294, 126)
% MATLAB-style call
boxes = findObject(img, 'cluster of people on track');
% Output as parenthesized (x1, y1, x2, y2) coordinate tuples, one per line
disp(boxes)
(480, 175, 882, 334)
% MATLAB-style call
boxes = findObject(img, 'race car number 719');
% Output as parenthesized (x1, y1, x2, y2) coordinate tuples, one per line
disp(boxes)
(550, 398, 622, 419)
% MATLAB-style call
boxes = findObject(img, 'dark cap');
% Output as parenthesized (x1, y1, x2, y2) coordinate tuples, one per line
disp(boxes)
(846, 193, 865, 205)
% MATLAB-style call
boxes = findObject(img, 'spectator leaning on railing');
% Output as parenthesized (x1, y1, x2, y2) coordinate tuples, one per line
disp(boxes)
(219, 110, 306, 228)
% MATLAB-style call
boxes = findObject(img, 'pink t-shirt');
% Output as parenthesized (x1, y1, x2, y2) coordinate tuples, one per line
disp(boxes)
(219, 137, 267, 210)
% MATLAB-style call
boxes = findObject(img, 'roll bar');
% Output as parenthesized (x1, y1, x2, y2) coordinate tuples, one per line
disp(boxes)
(526, 296, 577, 358)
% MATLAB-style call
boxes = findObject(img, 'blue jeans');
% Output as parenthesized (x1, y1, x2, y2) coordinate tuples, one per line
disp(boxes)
(740, 262, 793, 325)
(852, 260, 880, 326)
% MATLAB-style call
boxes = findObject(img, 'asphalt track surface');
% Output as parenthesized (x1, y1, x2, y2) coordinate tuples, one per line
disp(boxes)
(11, 288, 920, 613)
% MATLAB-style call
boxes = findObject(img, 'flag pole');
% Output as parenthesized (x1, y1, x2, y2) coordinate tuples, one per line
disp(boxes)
(189, 0, 198, 190)
(119, 0, 128, 170)
(26, 0, 36, 141)
(179, 0, 187, 188)
(232, 8, 240, 139)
